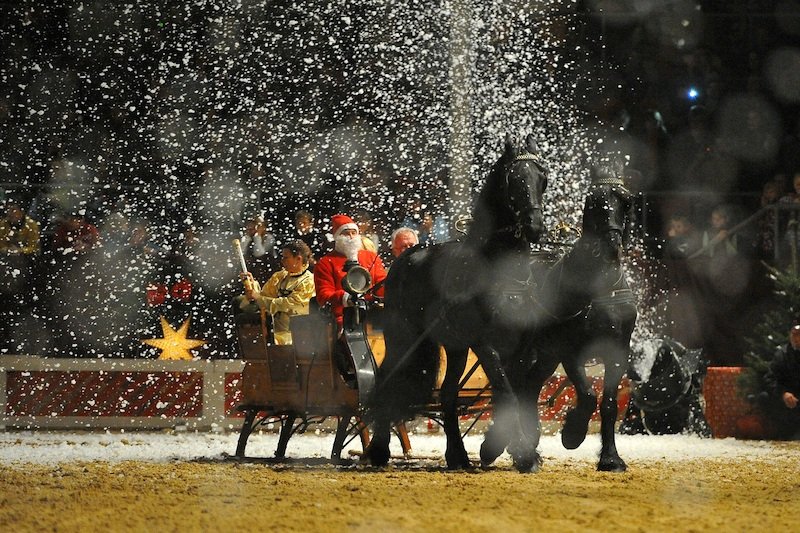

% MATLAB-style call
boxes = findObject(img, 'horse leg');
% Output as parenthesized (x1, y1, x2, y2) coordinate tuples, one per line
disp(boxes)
(560, 357, 597, 450)
(479, 417, 509, 467)
(475, 345, 520, 468)
(368, 316, 436, 467)
(440, 346, 471, 469)
(597, 358, 628, 472)
(509, 354, 560, 473)
(366, 415, 392, 467)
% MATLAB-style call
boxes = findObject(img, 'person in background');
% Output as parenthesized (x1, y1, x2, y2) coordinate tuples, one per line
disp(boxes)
(664, 213, 700, 258)
(239, 239, 315, 345)
(314, 214, 386, 329)
(0, 199, 41, 351)
(762, 321, 800, 439)
(779, 172, 800, 205)
(430, 211, 451, 244)
(700, 204, 740, 257)
(52, 211, 100, 254)
(754, 178, 783, 260)
(0, 200, 40, 256)
(401, 198, 449, 246)
(292, 209, 326, 268)
(778, 173, 800, 265)
(240, 213, 277, 281)
(400, 197, 424, 233)
(390, 226, 419, 259)
(417, 211, 434, 246)
(763, 176, 785, 206)
(354, 208, 380, 253)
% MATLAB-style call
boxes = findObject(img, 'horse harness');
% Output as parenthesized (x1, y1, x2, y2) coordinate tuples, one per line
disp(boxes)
(483, 246, 635, 327)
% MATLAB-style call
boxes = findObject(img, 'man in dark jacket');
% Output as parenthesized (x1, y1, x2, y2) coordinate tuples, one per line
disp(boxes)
(763, 321, 800, 439)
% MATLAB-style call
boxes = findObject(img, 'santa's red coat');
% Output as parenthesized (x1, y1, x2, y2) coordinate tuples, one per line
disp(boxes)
(314, 249, 386, 326)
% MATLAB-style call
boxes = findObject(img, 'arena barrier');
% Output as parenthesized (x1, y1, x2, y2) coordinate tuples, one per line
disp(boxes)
(702, 366, 752, 438)
(0, 356, 749, 437)
(0, 356, 245, 431)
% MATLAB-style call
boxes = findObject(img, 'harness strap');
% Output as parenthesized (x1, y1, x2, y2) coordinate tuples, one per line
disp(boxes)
(591, 288, 636, 307)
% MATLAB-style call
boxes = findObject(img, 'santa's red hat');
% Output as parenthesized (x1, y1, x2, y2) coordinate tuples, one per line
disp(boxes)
(331, 214, 359, 238)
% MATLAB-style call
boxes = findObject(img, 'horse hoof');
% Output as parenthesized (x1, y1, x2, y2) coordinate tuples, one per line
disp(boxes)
(513, 453, 543, 473)
(561, 409, 590, 449)
(479, 442, 504, 467)
(479, 427, 509, 466)
(618, 420, 646, 435)
(597, 457, 627, 472)
(366, 441, 391, 467)
(445, 450, 472, 470)
(508, 437, 541, 473)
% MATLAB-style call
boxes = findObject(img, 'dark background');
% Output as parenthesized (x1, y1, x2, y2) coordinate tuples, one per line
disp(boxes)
(2, 1, 799, 362)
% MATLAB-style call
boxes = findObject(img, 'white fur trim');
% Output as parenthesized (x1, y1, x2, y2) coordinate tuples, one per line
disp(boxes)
(333, 222, 358, 238)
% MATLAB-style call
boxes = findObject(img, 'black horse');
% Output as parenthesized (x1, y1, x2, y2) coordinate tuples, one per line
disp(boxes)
(366, 134, 548, 470)
(478, 163, 638, 472)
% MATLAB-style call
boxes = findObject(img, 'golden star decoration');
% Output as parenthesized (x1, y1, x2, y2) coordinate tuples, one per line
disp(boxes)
(142, 316, 206, 360)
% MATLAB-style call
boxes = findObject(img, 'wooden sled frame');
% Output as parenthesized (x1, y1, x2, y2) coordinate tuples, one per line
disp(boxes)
(233, 305, 413, 461)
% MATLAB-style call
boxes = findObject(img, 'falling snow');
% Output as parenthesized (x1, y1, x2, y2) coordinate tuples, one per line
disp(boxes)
(2, 1, 647, 360)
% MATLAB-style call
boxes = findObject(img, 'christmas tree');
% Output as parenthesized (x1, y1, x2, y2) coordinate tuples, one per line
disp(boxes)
(738, 265, 800, 415)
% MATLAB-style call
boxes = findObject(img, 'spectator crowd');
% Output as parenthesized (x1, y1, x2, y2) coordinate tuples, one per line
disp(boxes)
(0, 186, 449, 359)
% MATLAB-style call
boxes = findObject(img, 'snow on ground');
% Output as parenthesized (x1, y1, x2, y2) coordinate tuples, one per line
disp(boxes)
(0, 430, 787, 467)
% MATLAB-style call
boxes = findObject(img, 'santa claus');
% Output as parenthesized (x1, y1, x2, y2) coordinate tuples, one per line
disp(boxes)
(314, 214, 387, 327)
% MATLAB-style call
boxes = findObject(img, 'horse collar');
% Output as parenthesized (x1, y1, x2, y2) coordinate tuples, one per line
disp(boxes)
(513, 152, 546, 170)
(591, 177, 628, 193)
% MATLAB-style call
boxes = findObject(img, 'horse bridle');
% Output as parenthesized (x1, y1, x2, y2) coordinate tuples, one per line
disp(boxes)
(587, 178, 632, 237)
(513, 151, 548, 190)
(496, 152, 547, 239)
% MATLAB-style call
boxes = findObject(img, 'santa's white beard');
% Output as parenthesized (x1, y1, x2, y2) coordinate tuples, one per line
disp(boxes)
(335, 234, 362, 261)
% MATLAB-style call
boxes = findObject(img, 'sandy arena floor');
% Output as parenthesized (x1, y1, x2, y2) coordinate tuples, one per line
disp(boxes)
(2, 439, 800, 532)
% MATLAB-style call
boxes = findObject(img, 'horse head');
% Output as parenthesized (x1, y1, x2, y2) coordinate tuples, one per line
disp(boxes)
(468, 133, 548, 253)
(506, 133, 548, 246)
(548, 160, 634, 315)
(581, 161, 634, 264)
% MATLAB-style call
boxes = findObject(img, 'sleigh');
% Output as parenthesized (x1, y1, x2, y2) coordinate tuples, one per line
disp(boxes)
(233, 269, 493, 462)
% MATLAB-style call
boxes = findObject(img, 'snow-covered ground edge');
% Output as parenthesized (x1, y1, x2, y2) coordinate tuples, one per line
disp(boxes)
(0, 430, 791, 467)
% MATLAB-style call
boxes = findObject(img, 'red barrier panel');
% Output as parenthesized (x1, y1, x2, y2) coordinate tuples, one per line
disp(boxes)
(703, 367, 752, 438)
(225, 372, 244, 417)
(6, 370, 203, 418)
(2, 358, 735, 435)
